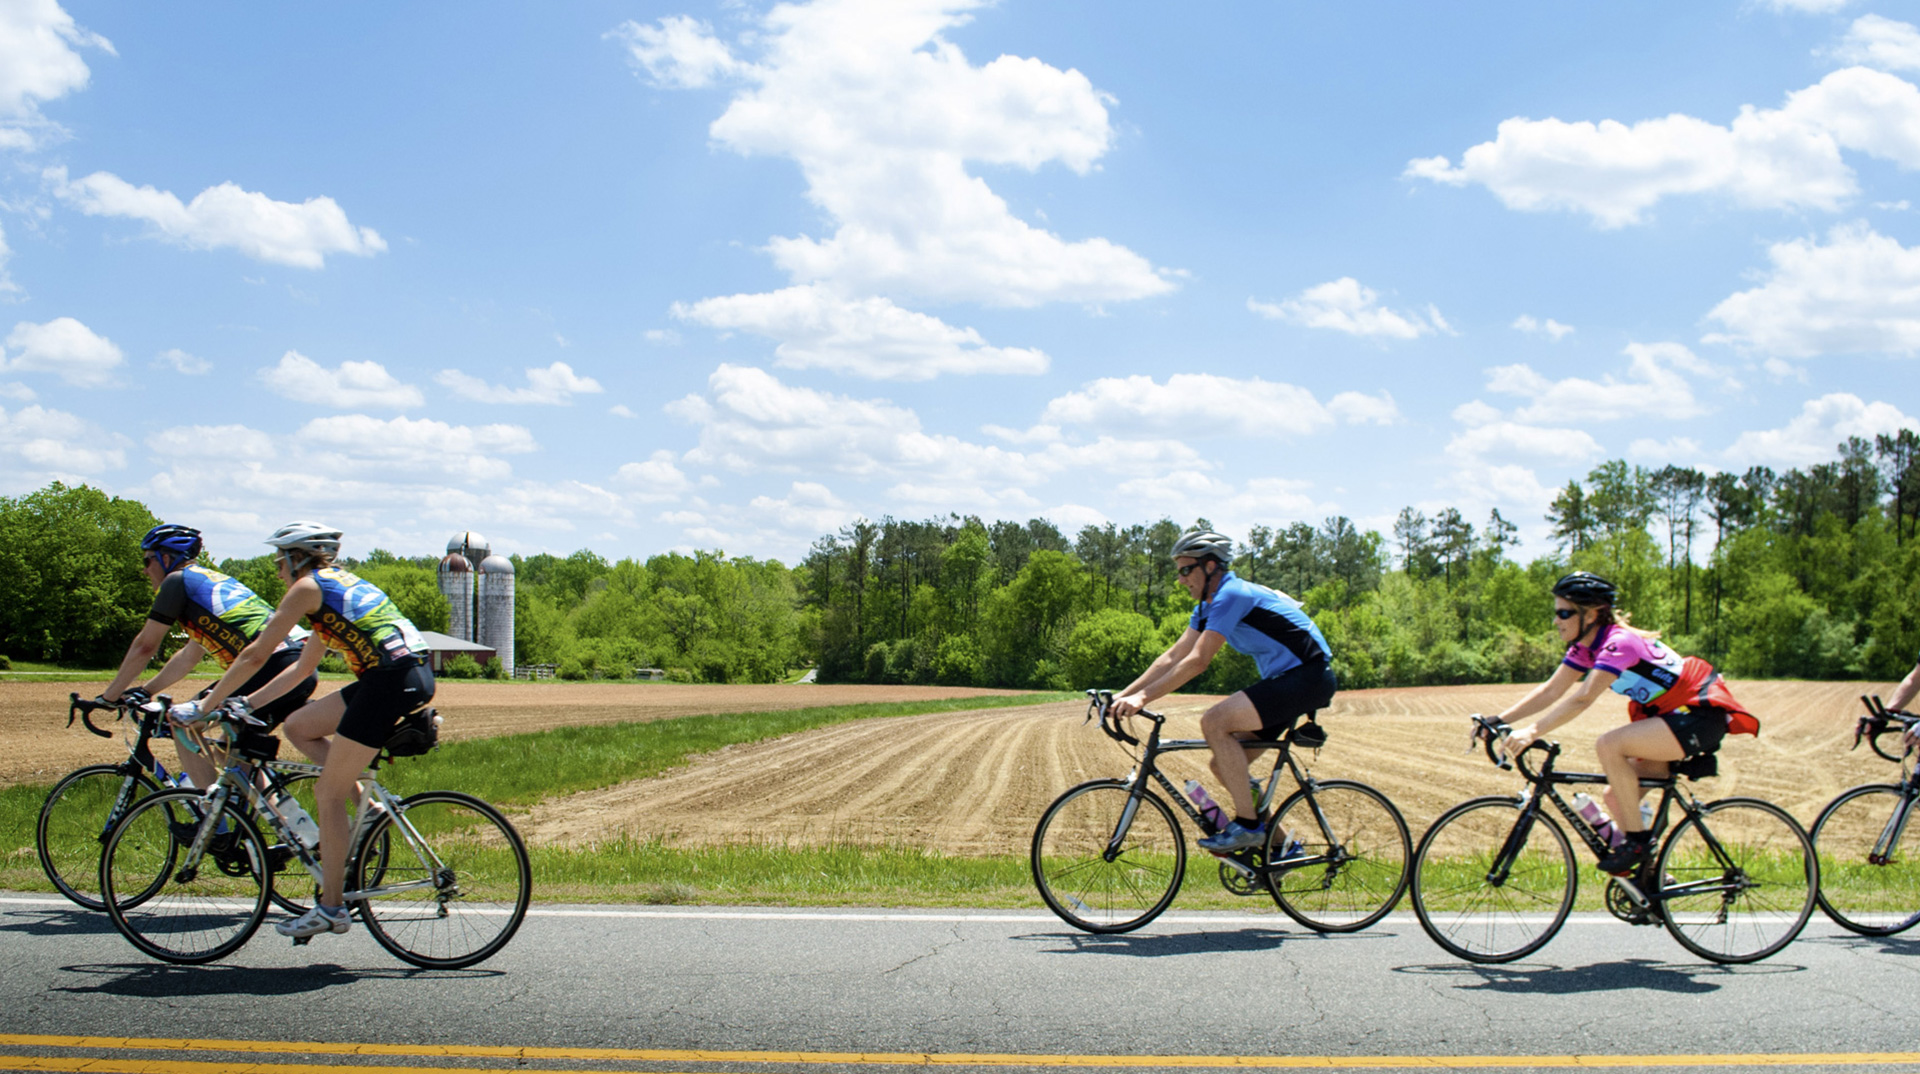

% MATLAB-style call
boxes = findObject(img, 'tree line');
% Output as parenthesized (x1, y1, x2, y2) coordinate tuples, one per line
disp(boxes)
(2, 429, 1914, 688)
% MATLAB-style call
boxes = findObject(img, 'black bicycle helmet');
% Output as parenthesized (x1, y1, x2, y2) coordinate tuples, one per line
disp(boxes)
(140, 524, 203, 572)
(1170, 528, 1233, 563)
(1551, 571, 1617, 606)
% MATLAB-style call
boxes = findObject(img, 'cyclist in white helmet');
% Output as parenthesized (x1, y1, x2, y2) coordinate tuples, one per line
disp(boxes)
(175, 520, 434, 941)
(1112, 529, 1337, 853)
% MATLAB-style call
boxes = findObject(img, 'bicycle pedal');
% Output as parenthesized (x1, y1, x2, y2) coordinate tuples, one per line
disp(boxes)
(291, 935, 312, 947)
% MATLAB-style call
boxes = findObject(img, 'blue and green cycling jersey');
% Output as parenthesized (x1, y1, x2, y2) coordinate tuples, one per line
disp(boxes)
(148, 565, 288, 668)
(308, 567, 426, 676)
(1188, 570, 1331, 680)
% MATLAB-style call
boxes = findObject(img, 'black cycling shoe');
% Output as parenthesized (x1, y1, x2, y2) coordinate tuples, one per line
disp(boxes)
(1597, 833, 1655, 876)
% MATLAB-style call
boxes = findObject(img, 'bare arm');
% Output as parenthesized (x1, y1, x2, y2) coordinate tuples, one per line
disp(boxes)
(1113, 628, 1227, 716)
(1888, 662, 1920, 713)
(101, 620, 170, 700)
(194, 577, 320, 712)
(1494, 662, 1585, 726)
(144, 640, 206, 696)
(1507, 667, 1617, 751)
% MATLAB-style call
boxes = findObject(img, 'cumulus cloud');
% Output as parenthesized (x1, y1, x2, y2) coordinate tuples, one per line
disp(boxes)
(297, 414, 537, 482)
(1704, 222, 1920, 357)
(613, 449, 694, 501)
(257, 351, 425, 410)
(2, 316, 122, 386)
(675, 285, 1047, 380)
(0, 0, 112, 149)
(1828, 14, 1920, 72)
(1513, 314, 1574, 340)
(154, 348, 211, 375)
(147, 424, 274, 460)
(1765, 0, 1850, 12)
(1248, 278, 1449, 340)
(1036, 373, 1397, 437)
(610, 14, 746, 88)
(1406, 66, 1920, 226)
(1723, 393, 1919, 468)
(435, 361, 605, 405)
(47, 167, 386, 269)
(748, 481, 860, 536)
(1486, 341, 1735, 423)
(0, 402, 126, 487)
(0, 222, 17, 294)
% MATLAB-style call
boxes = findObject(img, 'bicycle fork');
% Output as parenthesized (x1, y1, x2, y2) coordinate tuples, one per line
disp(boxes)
(1868, 789, 1917, 866)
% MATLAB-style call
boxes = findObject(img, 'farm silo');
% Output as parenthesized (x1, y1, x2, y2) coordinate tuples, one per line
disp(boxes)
(477, 553, 515, 675)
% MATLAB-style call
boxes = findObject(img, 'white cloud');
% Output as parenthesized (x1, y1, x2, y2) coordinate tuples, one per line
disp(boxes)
(0, 382, 32, 401)
(1766, 0, 1850, 12)
(436, 361, 605, 405)
(1039, 373, 1338, 437)
(1407, 67, 1920, 226)
(1486, 341, 1735, 423)
(613, 449, 693, 501)
(48, 167, 385, 269)
(675, 284, 1047, 380)
(298, 414, 537, 482)
(1327, 390, 1401, 425)
(1446, 420, 1605, 463)
(645, 329, 681, 346)
(0, 402, 126, 486)
(1763, 357, 1810, 382)
(258, 351, 424, 410)
(1248, 278, 1449, 340)
(2, 316, 122, 386)
(0, 222, 16, 294)
(1723, 393, 1919, 468)
(0, 0, 112, 149)
(1512, 314, 1574, 340)
(154, 348, 211, 375)
(147, 424, 274, 460)
(1704, 222, 1920, 357)
(609, 404, 636, 418)
(1628, 436, 1703, 461)
(609, 14, 746, 89)
(748, 481, 859, 536)
(1829, 15, 1920, 72)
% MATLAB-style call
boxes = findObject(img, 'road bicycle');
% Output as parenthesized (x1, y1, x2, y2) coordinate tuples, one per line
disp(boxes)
(37, 693, 316, 914)
(1030, 689, 1410, 934)
(98, 704, 531, 969)
(1808, 697, 1920, 936)
(1409, 715, 1817, 964)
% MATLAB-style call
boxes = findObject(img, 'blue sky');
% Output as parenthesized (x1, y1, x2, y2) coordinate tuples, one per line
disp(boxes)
(2, 0, 1916, 566)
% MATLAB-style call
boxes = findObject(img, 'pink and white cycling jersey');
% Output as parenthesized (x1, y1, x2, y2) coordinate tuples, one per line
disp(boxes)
(1563, 623, 1686, 707)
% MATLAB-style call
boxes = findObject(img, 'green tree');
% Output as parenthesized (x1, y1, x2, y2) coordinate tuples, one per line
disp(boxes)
(0, 483, 158, 664)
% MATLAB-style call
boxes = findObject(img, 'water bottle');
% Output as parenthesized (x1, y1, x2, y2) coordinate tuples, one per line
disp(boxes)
(1249, 776, 1267, 813)
(1641, 801, 1655, 829)
(1571, 792, 1624, 848)
(172, 772, 194, 790)
(270, 789, 321, 849)
(1184, 780, 1228, 831)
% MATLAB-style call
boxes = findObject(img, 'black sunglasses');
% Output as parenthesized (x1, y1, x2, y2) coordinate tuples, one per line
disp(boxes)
(1553, 608, 1581, 620)
(1176, 563, 1205, 578)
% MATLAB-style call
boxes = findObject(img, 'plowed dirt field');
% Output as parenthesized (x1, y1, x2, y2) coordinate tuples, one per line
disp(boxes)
(6, 677, 1903, 851)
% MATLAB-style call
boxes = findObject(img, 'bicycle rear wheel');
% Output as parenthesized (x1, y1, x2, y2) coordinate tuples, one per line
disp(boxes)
(1410, 796, 1575, 963)
(1810, 784, 1920, 936)
(1031, 779, 1186, 933)
(101, 789, 270, 964)
(37, 765, 161, 911)
(1265, 779, 1410, 932)
(1658, 797, 1817, 964)
(351, 791, 531, 969)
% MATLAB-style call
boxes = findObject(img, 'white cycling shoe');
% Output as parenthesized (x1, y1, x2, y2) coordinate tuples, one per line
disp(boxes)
(276, 904, 351, 938)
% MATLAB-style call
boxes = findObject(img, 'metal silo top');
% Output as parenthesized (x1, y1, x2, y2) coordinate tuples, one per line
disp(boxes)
(437, 552, 472, 573)
(478, 553, 515, 574)
(446, 531, 490, 560)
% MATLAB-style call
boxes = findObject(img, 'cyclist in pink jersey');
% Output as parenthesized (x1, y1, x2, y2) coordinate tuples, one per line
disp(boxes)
(1492, 572, 1757, 876)
(1887, 650, 1919, 748)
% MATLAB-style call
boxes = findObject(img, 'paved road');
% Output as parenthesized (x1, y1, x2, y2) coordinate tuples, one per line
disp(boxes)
(2, 895, 1918, 1072)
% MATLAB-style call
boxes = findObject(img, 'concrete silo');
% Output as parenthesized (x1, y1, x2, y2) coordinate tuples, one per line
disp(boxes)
(477, 553, 515, 676)
(437, 552, 474, 641)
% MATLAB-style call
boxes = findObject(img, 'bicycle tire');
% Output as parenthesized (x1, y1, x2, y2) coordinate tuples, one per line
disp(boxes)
(1410, 796, 1576, 963)
(37, 764, 162, 911)
(1031, 779, 1186, 933)
(1264, 779, 1410, 932)
(101, 789, 270, 964)
(351, 791, 531, 969)
(1658, 797, 1817, 964)
(1810, 784, 1920, 936)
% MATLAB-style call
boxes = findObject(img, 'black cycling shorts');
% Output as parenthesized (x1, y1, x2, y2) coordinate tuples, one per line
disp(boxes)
(335, 659, 436, 750)
(193, 647, 316, 729)
(1241, 663, 1337, 739)
(1655, 706, 1727, 759)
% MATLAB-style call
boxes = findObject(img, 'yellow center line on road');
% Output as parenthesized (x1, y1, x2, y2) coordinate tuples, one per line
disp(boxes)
(4, 1036, 1920, 1071)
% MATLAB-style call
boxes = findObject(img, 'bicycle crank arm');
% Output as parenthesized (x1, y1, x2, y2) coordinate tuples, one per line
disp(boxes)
(1611, 876, 1650, 908)
(344, 878, 439, 901)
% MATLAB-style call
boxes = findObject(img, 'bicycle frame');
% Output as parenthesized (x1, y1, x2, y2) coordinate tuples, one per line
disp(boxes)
(1849, 698, 1920, 866)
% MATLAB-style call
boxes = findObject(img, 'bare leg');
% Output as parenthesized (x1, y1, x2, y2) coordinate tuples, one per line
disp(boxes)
(1595, 720, 1685, 833)
(1200, 693, 1265, 820)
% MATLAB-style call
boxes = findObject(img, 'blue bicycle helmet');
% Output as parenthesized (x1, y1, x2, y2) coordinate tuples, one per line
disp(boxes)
(140, 524, 203, 573)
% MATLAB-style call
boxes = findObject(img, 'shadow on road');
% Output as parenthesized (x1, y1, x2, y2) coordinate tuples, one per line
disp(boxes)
(1798, 931, 1920, 957)
(53, 962, 499, 997)
(0, 908, 121, 937)
(1016, 927, 1398, 957)
(1393, 957, 1804, 994)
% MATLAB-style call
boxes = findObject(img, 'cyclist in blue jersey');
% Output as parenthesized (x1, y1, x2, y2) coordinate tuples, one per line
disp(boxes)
(97, 524, 317, 789)
(175, 520, 434, 941)
(1112, 529, 1337, 852)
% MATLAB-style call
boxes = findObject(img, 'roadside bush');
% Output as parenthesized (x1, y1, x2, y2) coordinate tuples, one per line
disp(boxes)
(482, 657, 505, 680)
(557, 656, 590, 681)
(442, 654, 483, 679)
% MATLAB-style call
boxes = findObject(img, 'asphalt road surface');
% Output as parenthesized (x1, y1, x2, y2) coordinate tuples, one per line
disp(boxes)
(2, 894, 1917, 1073)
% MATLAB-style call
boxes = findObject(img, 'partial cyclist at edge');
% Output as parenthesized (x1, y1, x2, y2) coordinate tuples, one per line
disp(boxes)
(95, 523, 318, 790)
(1494, 571, 1759, 876)
(177, 521, 435, 942)
(1881, 649, 1919, 749)
(1111, 528, 1337, 853)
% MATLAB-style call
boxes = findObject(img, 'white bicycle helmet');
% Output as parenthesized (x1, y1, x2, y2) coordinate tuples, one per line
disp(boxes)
(265, 520, 343, 560)
(1170, 528, 1233, 563)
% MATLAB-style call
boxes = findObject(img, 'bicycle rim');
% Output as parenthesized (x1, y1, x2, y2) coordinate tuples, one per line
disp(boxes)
(38, 765, 159, 911)
(1266, 780, 1410, 932)
(352, 791, 531, 969)
(1411, 797, 1575, 963)
(1031, 780, 1185, 933)
(1658, 797, 1817, 963)
(1811, 784, 1920, 936)
(101, 789, 270, 964)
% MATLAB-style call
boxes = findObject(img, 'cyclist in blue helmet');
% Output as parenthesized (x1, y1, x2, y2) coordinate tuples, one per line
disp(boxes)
(1111, 528, 1337, 853)
(97, 524, 318, 788)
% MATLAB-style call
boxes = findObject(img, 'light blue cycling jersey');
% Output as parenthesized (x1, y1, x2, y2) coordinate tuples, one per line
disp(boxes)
(1187, 570, 1331, 680)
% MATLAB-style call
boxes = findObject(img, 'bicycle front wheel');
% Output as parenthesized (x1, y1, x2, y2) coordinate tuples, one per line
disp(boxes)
(38, 765, 161, 911)
(1811, 784, 1920, 936)
(101, 789, 270, 964)
(352, 791, 531, 969)
(1265, 780, 1410, 932)
(1411, 796, 1575, 963)
(1031, 779, 1186, 933)
(1658, 797, 1817, 964)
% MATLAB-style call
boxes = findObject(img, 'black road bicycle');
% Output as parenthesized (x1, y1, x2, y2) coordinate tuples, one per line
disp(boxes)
(1409, 715, 1817, 964)
(1031, 689, 1410, 934)
(1808, 697, 1919, 936)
